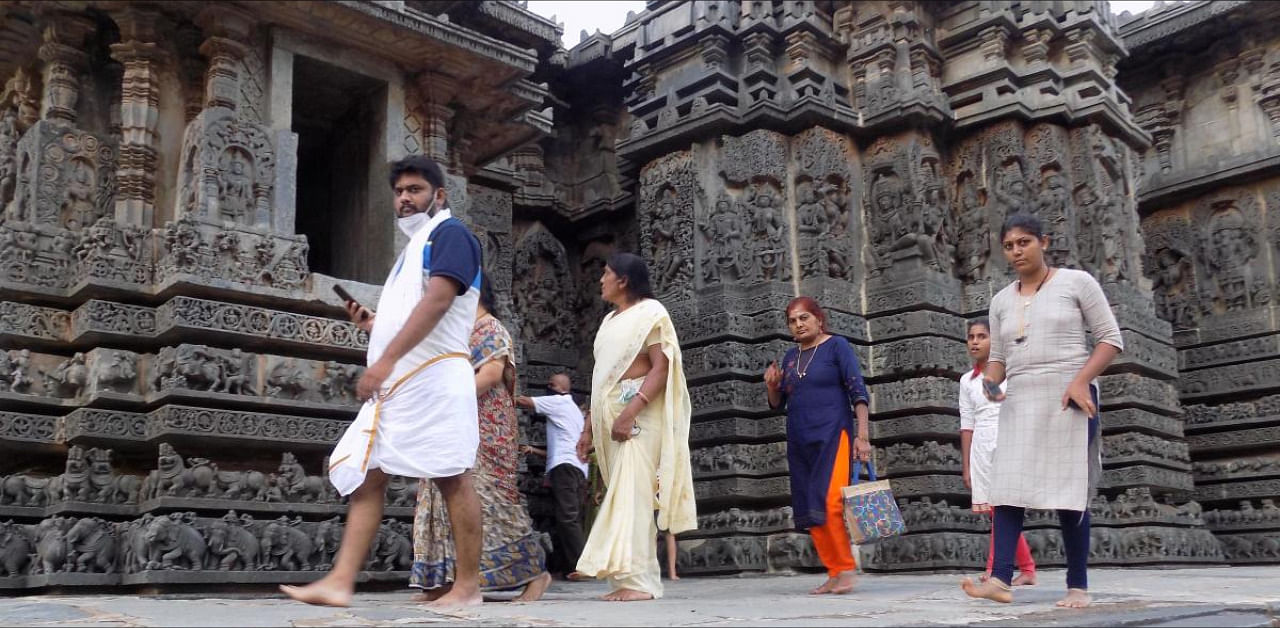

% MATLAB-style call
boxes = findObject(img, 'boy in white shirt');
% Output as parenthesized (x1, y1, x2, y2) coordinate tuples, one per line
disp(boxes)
(960, 318, 1036, 585)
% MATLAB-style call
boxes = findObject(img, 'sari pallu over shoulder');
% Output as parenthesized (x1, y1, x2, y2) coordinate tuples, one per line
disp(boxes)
(590, 299, 697, 535)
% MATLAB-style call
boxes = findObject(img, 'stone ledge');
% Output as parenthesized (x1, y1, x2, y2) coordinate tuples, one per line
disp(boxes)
(1188, 426, 1280, 456)
(1180, 334, 1280, 372)
(1180, 359, 1280, 402)
(689, 416, 786, 445)
(1194, 479, 1280, 506)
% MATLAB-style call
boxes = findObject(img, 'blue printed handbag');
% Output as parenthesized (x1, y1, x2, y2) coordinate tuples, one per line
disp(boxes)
(841, 459, 907, 545)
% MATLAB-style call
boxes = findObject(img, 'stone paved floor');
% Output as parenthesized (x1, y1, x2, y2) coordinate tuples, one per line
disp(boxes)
(1, 567, 1277, 627)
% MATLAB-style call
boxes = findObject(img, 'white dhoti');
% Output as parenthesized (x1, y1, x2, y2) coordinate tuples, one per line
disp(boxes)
(328, 353, 478, 496)
(327, 207, 482, 497)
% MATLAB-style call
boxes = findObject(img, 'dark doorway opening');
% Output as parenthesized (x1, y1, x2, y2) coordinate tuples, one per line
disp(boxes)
(292, 55, 387, 283)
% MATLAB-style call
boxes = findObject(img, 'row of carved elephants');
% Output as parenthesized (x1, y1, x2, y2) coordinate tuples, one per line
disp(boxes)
(0, 444, 416, 513)
(863, 526, 1227, 570)
(0, 345, 363, 408)
(0, 511, 413, 582)
(691, 489, 1208, 541)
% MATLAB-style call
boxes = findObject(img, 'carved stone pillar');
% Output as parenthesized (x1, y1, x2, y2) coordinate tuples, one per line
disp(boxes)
(1217, 60, 1240, 110)
(414, 72, 458, 164)
(109, 5, 168, 226)
(36, 14, 94, 126)
(195, 5, 253, 112)
(174, 23, 206, 123)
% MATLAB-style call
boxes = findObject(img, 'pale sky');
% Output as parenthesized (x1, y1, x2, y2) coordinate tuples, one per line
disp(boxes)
(527, 1, 1166, 47)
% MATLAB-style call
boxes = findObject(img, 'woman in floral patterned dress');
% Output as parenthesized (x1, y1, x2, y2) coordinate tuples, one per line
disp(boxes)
(411, 277, 551, 602)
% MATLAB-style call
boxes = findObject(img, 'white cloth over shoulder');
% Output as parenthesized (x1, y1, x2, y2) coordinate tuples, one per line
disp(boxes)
(328, 209, 480, 496)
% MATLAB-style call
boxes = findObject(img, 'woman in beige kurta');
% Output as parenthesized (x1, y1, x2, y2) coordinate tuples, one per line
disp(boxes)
(962, 214, 1122, 609)
(576, 252, 696, 602)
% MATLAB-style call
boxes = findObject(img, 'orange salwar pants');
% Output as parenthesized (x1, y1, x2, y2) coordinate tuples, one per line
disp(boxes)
(809, 430, 856, 576)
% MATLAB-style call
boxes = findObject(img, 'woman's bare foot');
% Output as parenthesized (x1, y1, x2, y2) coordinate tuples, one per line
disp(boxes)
(512, 572, 552, 603)
(978, 572, 990, 583)
(410, 584, 451, 603)
(1012, 571, 1038, 586)
(668, 568, 679, 580)
(1056, 588, 1090, 608)
(810, 576, 837, 595)
(601, 588, 654, 601)
(279, 578, 353, 607)
(961, 576, 1012, 604)
(830, 570, 857, 594)
(428, 583, 483, 608)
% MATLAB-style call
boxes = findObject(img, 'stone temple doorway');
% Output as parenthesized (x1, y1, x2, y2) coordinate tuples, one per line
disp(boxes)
(292, 54, 389, 284)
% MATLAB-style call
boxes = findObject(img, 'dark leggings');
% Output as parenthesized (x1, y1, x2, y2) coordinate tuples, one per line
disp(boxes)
(991, 403, 1098, 590)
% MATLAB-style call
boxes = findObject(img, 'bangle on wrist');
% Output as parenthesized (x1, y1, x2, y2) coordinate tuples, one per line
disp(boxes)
(636, 391, 651, 404)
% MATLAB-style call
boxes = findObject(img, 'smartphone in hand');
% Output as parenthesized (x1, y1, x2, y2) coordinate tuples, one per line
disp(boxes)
(331, 284, 370, 321)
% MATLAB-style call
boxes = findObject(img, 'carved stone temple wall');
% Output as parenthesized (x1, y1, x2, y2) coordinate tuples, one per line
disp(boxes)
(0, 0, 560, 588)
(0, 0, 1278, 591)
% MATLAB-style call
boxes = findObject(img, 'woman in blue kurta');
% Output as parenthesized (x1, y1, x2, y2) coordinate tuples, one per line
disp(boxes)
(765, 297, 872, 595)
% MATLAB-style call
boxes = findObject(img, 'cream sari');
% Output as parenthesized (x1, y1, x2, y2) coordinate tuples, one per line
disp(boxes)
(576, 298, 696, 599)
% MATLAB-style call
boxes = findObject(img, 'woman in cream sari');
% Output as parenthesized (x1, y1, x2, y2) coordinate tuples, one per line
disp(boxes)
(575, 252, 696, 602)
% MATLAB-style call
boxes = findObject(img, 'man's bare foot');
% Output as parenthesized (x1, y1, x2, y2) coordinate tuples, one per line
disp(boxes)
(830, 570, 857, 594)
(428, 583, 483, 608)
(961, 576, 1012, 604)
(512, 572, 552, 603)
(566, 571, 590, 582)
(601, 588, 654, 601)
(810, 576, 837, 595)
(668, 570, 680, 581)
(1056, 588, 1090, 608)
(279, 578, 353, 607)
(410, 585, 451, 603)
(979, 572, 990, 583)
(1012, 571, 1038, 586)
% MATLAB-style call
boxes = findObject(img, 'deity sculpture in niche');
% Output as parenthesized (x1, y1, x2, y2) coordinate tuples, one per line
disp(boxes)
(701, 191, 748, 283)
(8, 124, 116, 231)
(218, 149, 254, 224)
(1034, 167, 1078, 269)
(1201, 200, 1261, 313)
(512, 226, 574, 351)
(176, 109, 274, 227)
(954, 173, 988, 282)
(865, 171, 900, 273)
(746, 181, 788, 282)
(0, 111, 16, 210)
(821, 180, 852, 279)
(795, 179, 826, 278)
(1150, 242, 1196, 329)
(61, 158, 98, 230)
(650, 186, 687, 290)
(990, 160, 1031, 220)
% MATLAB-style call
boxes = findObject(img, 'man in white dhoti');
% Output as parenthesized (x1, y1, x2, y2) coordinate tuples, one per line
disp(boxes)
(282, 156, 484, 608)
